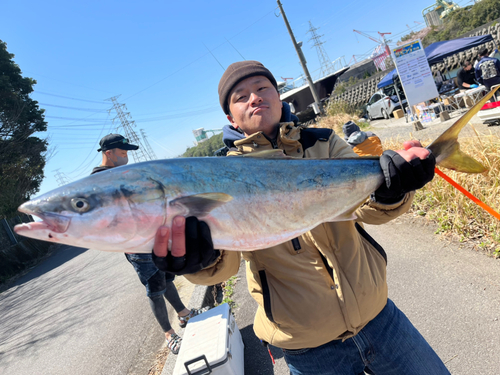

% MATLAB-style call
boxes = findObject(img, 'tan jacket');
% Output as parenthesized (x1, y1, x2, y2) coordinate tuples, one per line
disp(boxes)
(185, 123, 414, 349)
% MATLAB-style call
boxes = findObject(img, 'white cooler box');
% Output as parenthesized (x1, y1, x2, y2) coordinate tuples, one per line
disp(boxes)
(173, 303, 244, 375)
(477, 101, 500, 123)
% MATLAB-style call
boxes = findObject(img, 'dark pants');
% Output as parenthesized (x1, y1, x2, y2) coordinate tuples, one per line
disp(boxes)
(484, 76, 500, 91)
(125, 253, 186, 332)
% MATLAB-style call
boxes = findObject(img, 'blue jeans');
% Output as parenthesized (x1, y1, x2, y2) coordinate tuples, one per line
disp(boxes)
(125, 253, 175, 297)
(282, 299, 450, 375)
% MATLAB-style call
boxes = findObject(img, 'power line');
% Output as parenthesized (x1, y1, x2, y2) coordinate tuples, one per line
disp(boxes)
(39, 103, 110, 112)
(123, 7, 277, 101)
(107, 95, 152, 163)
(35, 91, 109, 104)
(45, 115, 110, 122)
(25, 71, 114, 94)
(65, 119, 114, 175)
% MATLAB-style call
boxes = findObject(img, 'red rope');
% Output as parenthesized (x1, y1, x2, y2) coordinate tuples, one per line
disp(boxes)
(267, 346, 275, 365)
(434, 168, 500, 221)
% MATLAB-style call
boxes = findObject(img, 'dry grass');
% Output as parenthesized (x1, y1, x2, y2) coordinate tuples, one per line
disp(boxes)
(313, 113, 360, 134)
(312, 100, 370, 135)
(382, 133, 500, 258)
(147, 345, 169, 375)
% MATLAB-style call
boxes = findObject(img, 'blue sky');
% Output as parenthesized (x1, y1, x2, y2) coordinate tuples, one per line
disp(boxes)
(1, 0, 473, 196)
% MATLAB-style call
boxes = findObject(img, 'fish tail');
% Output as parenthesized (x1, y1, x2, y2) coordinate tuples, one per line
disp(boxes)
(427, 85, 500, 173)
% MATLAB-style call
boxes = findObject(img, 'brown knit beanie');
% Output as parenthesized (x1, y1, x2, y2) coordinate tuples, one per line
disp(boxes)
(218, 60, 278, 115)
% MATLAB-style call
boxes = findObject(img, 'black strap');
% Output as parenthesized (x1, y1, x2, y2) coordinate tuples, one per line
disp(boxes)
(355, 223, 387, 264)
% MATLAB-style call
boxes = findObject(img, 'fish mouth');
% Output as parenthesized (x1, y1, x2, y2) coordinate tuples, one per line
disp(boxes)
(15, 207, 71, 235)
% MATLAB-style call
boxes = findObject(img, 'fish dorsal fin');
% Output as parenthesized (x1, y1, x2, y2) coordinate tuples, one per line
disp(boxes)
(169, 193, 233, 217)
(241, 150, 289, 158)
(427, 86, 500, 173)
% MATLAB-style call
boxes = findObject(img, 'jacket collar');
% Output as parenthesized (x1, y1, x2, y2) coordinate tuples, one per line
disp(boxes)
(232, 122, 304, 157)
(222, 101, 299, 149)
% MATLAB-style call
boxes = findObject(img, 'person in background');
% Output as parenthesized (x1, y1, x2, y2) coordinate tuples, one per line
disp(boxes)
(475, 48, 500, 91)
(91, 134, 207, 355)
(456, 60, 478, 92)
(342, 121, 383, 156)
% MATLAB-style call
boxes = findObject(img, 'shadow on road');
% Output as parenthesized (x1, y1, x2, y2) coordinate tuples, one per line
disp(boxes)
(0, 249, 133, 365)
(240, 325, 284, 374)
(2, 245, 88, 292)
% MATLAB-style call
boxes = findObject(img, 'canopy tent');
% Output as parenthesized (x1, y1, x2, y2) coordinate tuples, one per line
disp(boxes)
(377, 34, 495, 89)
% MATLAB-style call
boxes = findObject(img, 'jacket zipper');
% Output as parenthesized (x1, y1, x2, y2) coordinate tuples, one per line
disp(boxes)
(259, 270, 275, 323)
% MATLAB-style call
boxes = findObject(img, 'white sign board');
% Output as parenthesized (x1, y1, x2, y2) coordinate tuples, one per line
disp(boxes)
(392, 40, 439, 108)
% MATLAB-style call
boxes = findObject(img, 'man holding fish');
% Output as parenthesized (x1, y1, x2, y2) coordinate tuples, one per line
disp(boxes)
(152, 61, 450, 374)
(17, 61, 489, 374)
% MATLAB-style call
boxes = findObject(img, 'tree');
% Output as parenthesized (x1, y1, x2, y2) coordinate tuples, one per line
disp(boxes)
(422, 0, 500, 46)
(182, 133, 224, 157)
(0, 39, 47, 219)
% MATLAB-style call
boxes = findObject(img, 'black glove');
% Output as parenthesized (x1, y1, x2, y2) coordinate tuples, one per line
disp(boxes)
(373, 150, 436, 204)
(152, 217, 220, 275)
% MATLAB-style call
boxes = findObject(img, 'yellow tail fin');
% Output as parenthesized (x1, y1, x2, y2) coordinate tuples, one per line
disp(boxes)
(427, 86, 500, 173)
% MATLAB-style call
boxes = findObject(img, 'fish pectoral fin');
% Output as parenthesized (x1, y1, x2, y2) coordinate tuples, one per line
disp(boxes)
(241, 150, 289, 158)
(169, 193, 233, 217)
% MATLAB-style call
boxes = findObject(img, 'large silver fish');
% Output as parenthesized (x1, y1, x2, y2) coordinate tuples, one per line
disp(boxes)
(14, 88, 496, 252)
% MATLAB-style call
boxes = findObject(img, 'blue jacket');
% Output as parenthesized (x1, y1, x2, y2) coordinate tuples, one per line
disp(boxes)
(475, 57, 500, 84)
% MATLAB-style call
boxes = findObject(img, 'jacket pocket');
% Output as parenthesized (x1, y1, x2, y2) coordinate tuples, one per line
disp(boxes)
(287, 237, 304, 255)
(258, 270, 274, 323)
(355, 223, 387, 264)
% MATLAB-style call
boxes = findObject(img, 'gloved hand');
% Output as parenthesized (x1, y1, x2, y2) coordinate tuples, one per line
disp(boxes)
(470, 84, 479, 89)
(152, 216, 220, 275)
(373, 143, 436, 204)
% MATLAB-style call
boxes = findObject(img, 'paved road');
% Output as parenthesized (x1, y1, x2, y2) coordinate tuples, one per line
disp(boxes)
(2, 216, 499, 375)
(229, 216, 500, 374)
(0, 245, 193, 375)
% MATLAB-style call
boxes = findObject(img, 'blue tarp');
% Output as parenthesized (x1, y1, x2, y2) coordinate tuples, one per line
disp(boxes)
(377, 34, 494, 88)
(377, 69, 398, 89)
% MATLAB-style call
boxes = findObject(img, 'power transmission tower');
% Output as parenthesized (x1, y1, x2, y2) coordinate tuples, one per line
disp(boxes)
(53, 169, 71, 187)
(140, 129, 157, 160)
(307, 21, 335, 78)
(106, 95, 151, 163)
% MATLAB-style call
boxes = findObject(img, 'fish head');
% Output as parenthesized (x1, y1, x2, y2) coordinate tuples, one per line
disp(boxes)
(14, 167, 167, 252)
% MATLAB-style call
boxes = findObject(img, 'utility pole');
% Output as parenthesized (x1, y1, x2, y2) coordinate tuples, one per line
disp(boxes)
(277, 0, 324, 115)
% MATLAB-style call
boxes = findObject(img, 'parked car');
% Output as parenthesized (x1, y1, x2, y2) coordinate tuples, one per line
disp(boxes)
(366, 90, 406, 120)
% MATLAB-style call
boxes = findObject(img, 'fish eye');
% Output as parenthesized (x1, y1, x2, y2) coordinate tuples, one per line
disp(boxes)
(71, 198, 90, 213)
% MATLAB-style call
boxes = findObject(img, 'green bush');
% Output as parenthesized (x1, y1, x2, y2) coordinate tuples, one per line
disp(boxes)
(422, 0, 500, 46)
(182, 132, 224, 157)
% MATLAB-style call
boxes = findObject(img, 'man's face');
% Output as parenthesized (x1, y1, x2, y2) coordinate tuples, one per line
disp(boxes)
(106, 148, 129, 166)
(465, 64, 473, 71)
(227, 76, 283, 138)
